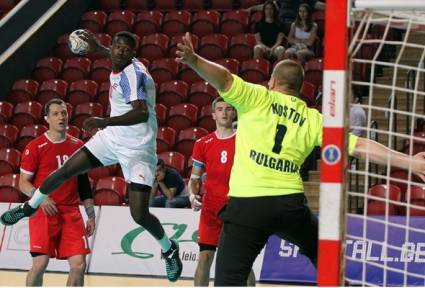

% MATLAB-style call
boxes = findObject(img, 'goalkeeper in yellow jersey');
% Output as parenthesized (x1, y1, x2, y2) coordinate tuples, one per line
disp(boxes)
(175, 32, 425, 286)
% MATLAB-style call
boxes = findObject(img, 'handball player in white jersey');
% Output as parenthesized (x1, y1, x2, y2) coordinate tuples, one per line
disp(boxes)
(1, 31, 183, 282)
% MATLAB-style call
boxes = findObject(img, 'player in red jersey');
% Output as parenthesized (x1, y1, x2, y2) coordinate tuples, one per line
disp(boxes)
(189, 97, 256, 286)
(20, 99, 94, 286)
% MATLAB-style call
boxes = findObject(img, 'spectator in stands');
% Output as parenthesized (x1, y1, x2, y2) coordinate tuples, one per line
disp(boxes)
(285, 3, 318, 64)
(350, 91, 367, 137)
(253, 0, 285, 61)
(150, 159, 190, 208)
(247, 0, 325, 35)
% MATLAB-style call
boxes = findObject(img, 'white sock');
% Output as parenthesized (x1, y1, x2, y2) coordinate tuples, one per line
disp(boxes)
(28, 189, 48, 209)
(158, 234, 172, 253)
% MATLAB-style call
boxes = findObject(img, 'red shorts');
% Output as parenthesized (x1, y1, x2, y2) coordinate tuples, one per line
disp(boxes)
(198, 201, 227, 247)
(29, 206, 90, 259)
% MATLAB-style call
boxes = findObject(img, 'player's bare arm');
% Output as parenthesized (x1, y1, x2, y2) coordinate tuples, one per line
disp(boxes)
(83, 99, 149, 130)
(175, 32, 233, 92)
(20, 172, 58, 216)
(353, 137, 425, 181)
(188, 166, 203, 195)
(79, 29, 110, 57)
(188, 166, 203, 211)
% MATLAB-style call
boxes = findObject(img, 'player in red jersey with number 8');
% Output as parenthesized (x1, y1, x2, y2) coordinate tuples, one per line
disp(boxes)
(189, 97, 256, 286)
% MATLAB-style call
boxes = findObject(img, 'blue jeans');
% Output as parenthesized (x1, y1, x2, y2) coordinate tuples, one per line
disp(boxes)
(150, 195, 190, 208)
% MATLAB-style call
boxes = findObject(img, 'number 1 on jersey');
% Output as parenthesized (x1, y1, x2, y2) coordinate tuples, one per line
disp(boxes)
(272, 124, 287, 154)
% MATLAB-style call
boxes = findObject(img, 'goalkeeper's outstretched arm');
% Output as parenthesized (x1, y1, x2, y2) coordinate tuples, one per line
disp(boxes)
(175, 32, 233, 92)
(353, 137, 425, 181)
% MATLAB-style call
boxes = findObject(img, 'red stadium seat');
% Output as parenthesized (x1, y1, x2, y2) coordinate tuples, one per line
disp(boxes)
(86, 33, 113, 60)
(367, 184, 401, 215)
(157, 126, 177, 153)
(97, 0, 121, 12)
(220, 10, 249, 36)
(67, 80, 98, 106)
(156, 0, 176, 11)
(312, 10, 325, 38)
(155, 103, 168, 126)
(188, 81, 218, 108)
(0, 0, 16, 11)
(210, 0, 233, 11)
(66, 125, 81, 139)
(127, 0, 150, 11)
(96, 82, 110, 112)
(191, 10, 220, 37)
(240, 59, 270, 83)
(182, 0, 204, 11)
(0, 174, 22, 203)
(139, 33, 169, 61)
(167, 103, 198, 133)
(150, 58, 179, 84)
(137, 57, 150, 69)
(179, 63, 203, 84)
(36, 79, 68, 105)
(168, 33, 199, 58)
(0, 148, 21, 176)
(158, 80, 189, 107)
(304, 58, 323, 87)
(105, 10, 135, 37)
(0, 124, 18, 149)
(94, 176, 127, 205)
(198, 34, 229, 60)
(8, 79, 39, 105)
(54, 34, 74, 60)
(0, 102, 13, 123)
(198, 104, 215, 132)
(80, 10, 107, 33)
(72, 103, 104, 128)
(390, 169, 409, 193)
(32, 57, 63, 83)
(62, 57, 91, 83)
(89, 165, 117, 184)
(216, 58, 240, 74)
(229, 34, 256, 62)
(15, 124, 48, 152)
(301, 81, 316, 106)
(158, 151, 186, 175)
(133, 10, 163, 37)
(162, 10, 192, 37)
(175, 127, 209, 158)
(90, 57, 112, 84)
(11, 101, 43, 129)
(407, 185, 425, 216)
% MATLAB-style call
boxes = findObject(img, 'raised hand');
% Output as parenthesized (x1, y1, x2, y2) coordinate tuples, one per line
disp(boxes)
(412, 152, 425, 181)
(175, 32, 197, 66)
(79, 30, 108, 55)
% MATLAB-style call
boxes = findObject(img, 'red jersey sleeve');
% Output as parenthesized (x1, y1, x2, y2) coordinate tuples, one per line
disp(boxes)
(191, 138, 206, 168)
(20, 141, 39, 175)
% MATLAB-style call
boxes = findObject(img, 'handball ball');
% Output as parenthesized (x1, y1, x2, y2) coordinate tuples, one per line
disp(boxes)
(68, 29, 89, 55)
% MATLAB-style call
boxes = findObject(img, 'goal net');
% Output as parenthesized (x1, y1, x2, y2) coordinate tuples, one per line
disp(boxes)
(318, 0, 425, 286)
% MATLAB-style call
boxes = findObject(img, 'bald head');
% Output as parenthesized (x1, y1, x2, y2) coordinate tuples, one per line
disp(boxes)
(270, 60, 304, 94)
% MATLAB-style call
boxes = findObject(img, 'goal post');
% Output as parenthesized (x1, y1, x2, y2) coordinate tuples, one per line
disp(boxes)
(319, 0, 425, 286)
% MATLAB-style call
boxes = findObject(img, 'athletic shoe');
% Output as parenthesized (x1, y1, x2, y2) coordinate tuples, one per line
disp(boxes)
(0, 202, 36, 226)
(162, 239, 183, 282)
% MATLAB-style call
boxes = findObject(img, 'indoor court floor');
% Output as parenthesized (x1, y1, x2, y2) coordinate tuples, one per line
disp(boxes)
(0, 271, 288, 286)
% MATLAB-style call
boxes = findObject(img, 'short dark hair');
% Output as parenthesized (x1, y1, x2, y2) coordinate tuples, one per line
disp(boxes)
(44, 98, 66, 116)
(212, 97, 225, 110)
(157, 158, 165, 167)
(113, 31, 137, 48)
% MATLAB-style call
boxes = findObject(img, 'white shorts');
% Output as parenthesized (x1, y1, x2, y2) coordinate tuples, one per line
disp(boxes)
(84, 130, 156, 187)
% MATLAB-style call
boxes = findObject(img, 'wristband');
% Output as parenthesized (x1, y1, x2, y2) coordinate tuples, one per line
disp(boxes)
(85, 205, 95, 219)
(190, 174, 201, 180)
